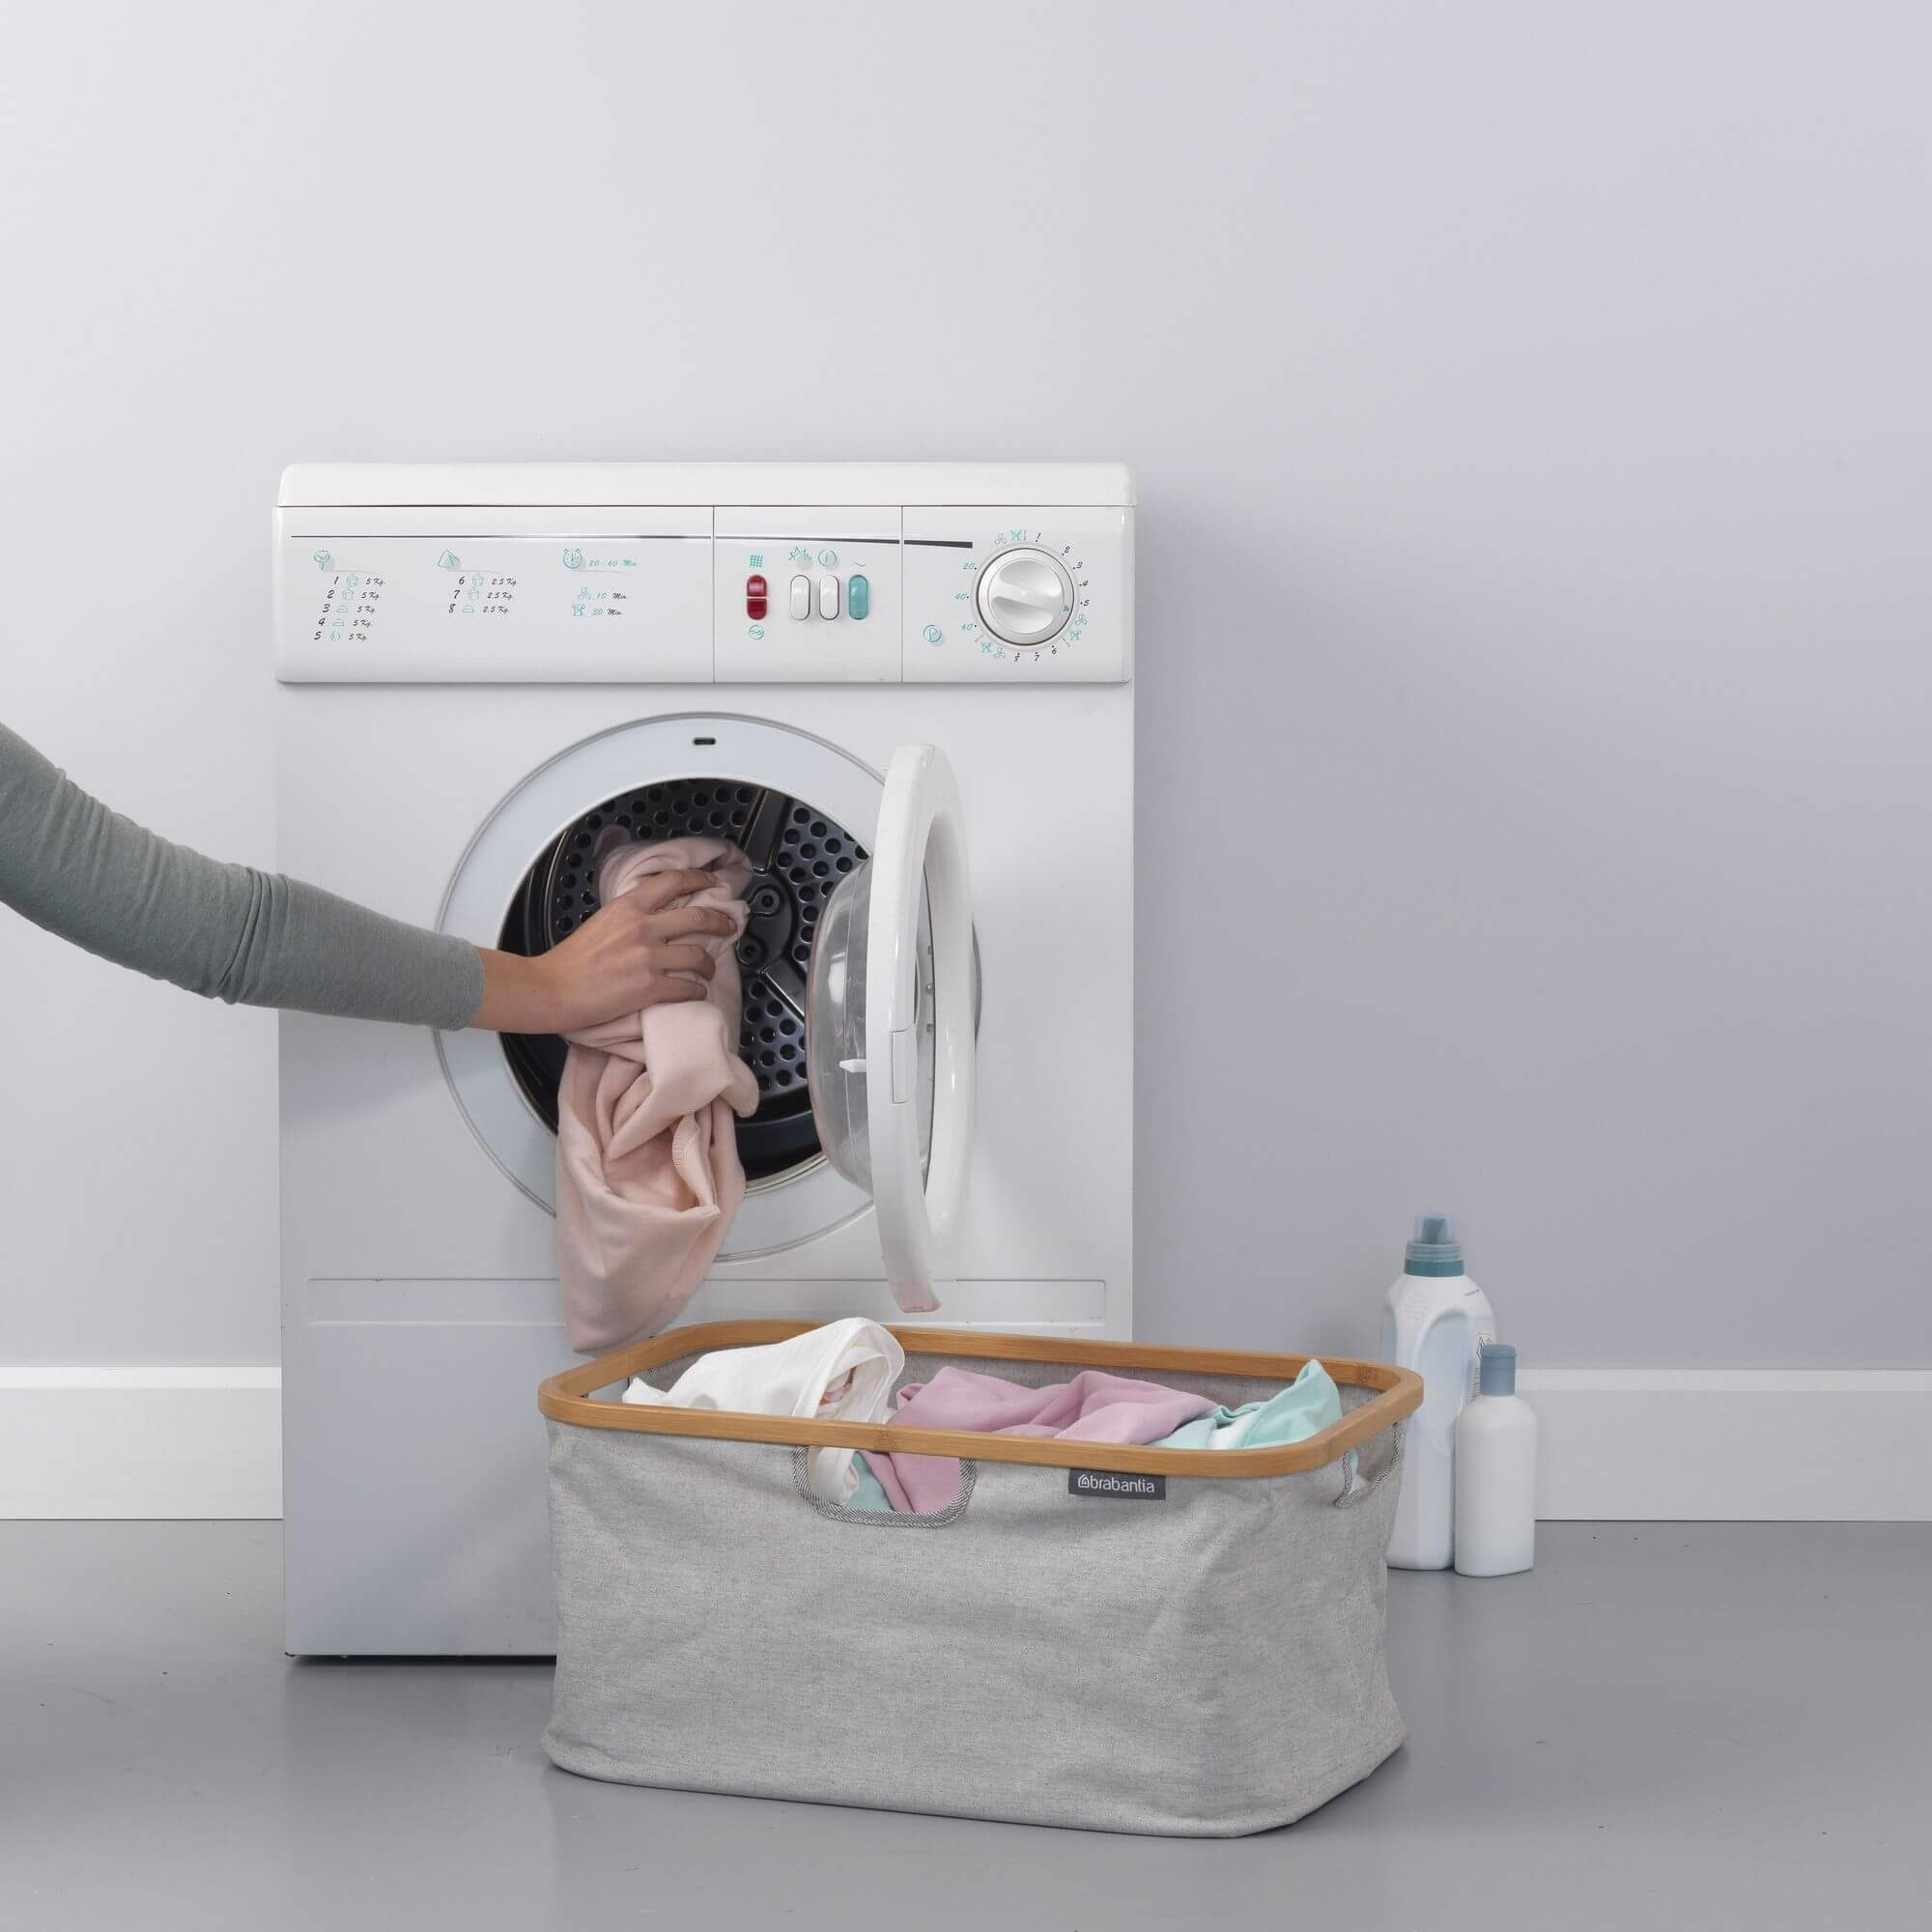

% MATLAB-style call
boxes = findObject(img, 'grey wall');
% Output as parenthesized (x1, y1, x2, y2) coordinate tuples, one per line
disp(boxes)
(2, 1, 1927, 1367)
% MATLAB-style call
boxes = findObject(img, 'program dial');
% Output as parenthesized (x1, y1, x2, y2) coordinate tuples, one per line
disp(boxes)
(974, 547, 1077, 647)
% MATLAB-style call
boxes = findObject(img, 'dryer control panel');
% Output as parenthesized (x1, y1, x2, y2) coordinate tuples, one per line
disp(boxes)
(712, 506, 904, 685)
(900, 507, 1129, 686)
(274, 465, 1132, 685)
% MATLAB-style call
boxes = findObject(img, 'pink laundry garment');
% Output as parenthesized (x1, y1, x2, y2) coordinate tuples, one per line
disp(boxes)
(554, 837, 759, 1352)
(861, 1367, 1219, 1514)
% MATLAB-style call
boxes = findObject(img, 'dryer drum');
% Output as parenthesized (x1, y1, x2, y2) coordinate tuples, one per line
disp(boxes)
(496, 778, 867, 1183)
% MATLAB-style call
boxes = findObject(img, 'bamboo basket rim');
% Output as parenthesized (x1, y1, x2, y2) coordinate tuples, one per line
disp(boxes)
(539, 1321, 1423, 1480)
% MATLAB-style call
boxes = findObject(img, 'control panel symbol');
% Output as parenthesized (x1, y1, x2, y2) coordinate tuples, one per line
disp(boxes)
(816, 548, 838, 569)
(749, 624, 766, 640)
(561, 547, 584, 570)
(437, 550, 460, 570)
(312, 550, 333, 571)
(923, 623, 944, 644)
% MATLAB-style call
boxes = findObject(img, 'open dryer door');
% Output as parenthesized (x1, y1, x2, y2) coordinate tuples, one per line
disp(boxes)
(807, 744, 975, 1313)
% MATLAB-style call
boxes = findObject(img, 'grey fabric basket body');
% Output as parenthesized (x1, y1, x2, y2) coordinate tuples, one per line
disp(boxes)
(542, 1329, 1413, 1837)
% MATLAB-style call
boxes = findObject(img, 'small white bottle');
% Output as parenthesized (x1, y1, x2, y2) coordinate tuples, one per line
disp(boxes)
(1454, 1344, 1538, 1577)
(1380, 1213, 1496, 1570)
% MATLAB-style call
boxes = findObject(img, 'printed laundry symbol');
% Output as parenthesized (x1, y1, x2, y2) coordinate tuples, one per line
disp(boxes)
(817, 548, 838, 569)
(749, 624, 765, 640)
(561, 547, 584, 570)
(468, 573, 484, 589)
(312, 551, 333, 571)
(923, 624, 944, 644)
(436, 550, 460, 570)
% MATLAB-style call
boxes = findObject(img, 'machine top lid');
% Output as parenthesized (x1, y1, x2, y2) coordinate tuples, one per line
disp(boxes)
(277, 461, 1135, 511)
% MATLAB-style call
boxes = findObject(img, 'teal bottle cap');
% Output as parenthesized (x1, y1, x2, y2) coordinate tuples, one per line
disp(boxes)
(1405, 1212, 1465, 1277)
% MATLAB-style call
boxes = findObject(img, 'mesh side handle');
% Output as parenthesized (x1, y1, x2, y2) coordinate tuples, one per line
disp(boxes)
(1334, 1419, 1405, 1509)
(791, 1447, 976, 1526)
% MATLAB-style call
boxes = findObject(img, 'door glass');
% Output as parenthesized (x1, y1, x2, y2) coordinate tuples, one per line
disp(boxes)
(805, 859, 937, 1194)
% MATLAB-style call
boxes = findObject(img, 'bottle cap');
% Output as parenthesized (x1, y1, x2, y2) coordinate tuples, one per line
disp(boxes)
(1478, 1342, 1517, 1397)
(1405, 1212, 1465, 1277)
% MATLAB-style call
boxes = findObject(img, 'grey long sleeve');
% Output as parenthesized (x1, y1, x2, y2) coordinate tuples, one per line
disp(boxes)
(0, 721, 484, 1028)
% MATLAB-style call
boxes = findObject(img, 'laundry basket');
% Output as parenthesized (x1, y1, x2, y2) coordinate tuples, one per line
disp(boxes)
(537, 1323, 1422, 1837)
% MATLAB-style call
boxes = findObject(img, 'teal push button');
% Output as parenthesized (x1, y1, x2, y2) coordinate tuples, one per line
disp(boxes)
(847, 573, 870, 620)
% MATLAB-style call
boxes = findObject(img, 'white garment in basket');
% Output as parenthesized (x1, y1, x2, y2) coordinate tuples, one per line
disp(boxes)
(623, 1319, 905, 1505)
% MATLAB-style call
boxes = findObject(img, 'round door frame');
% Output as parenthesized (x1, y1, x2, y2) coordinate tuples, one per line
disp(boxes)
(864, 744, 975, 1311)
(435, 712, 884, 1260)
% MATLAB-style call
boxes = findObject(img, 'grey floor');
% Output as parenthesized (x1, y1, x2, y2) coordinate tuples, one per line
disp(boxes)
(2, 1524, 1925, 1930)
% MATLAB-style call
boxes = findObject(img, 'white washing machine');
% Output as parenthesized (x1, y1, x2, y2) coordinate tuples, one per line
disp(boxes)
(274, 463, 1134, 1655)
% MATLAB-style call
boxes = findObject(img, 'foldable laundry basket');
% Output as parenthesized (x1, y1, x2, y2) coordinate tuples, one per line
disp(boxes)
(538, 1323, 1422, 1836)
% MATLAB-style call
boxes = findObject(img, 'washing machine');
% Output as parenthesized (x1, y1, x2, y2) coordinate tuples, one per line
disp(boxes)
(274, 463, 1134, 1654)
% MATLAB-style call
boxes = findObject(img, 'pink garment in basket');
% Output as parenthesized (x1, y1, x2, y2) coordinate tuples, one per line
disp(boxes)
(554, 837, 759, 1352)
(861, 1367, 1219, 1514)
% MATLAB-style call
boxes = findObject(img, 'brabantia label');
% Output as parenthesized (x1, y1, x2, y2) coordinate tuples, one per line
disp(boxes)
(1066, 1468, 1166, 1502)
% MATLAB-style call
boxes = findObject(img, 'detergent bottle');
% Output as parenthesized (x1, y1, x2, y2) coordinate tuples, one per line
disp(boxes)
(1379, 1213, 1496, 1570)
(1454, 1343, 1539, 1577)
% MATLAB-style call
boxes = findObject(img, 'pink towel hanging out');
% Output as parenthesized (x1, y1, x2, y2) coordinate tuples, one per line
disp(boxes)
(554, 837, 758, 1351)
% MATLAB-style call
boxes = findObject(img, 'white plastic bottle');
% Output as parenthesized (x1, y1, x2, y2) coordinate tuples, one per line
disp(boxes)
(1454, 1344, 1538, 1577)
(1379, 1213, 1496, 1570)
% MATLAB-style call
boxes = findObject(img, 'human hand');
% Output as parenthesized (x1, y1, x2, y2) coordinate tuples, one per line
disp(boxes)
(469, 868, 741, 1034)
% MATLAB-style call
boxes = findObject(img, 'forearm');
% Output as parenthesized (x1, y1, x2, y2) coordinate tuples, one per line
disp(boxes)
(470, 948, 552, 1033)
(1, 722, 483, 1028)
(223, 870, 485, 1027)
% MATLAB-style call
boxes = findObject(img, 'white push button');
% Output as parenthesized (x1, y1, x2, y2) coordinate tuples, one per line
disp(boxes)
(789, 575, 811, 620)
(817, 574, 839, 620)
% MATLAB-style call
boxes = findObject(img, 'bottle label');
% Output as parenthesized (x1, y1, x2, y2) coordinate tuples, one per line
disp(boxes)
(1470, 1330, 1497, 1403)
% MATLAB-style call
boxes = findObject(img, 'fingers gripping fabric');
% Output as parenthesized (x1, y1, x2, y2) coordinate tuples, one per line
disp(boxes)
(499, 781, 869, 1184)
(554, 838, 758, 1350)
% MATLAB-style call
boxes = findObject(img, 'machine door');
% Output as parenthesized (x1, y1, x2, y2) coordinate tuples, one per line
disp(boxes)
(807, 745, 975, 1313)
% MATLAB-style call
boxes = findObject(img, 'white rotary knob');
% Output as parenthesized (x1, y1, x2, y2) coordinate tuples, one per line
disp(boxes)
(975, 547, 1076, 646)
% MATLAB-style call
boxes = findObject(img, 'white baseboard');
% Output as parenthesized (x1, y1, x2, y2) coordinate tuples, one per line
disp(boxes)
(0, 1369, 281, 1519)
(1520, 1369, 1932, 1520)
(1, 1367, 1927, 1521)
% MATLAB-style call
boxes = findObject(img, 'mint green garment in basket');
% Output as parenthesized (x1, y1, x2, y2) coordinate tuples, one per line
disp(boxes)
(1146, 1358, 1342, 1450)
(840, 1360, 1344, 1511)
(847, 1462, 896, 1511)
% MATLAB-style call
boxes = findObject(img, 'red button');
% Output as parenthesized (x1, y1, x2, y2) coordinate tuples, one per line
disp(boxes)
(746, 573, 768, 619)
